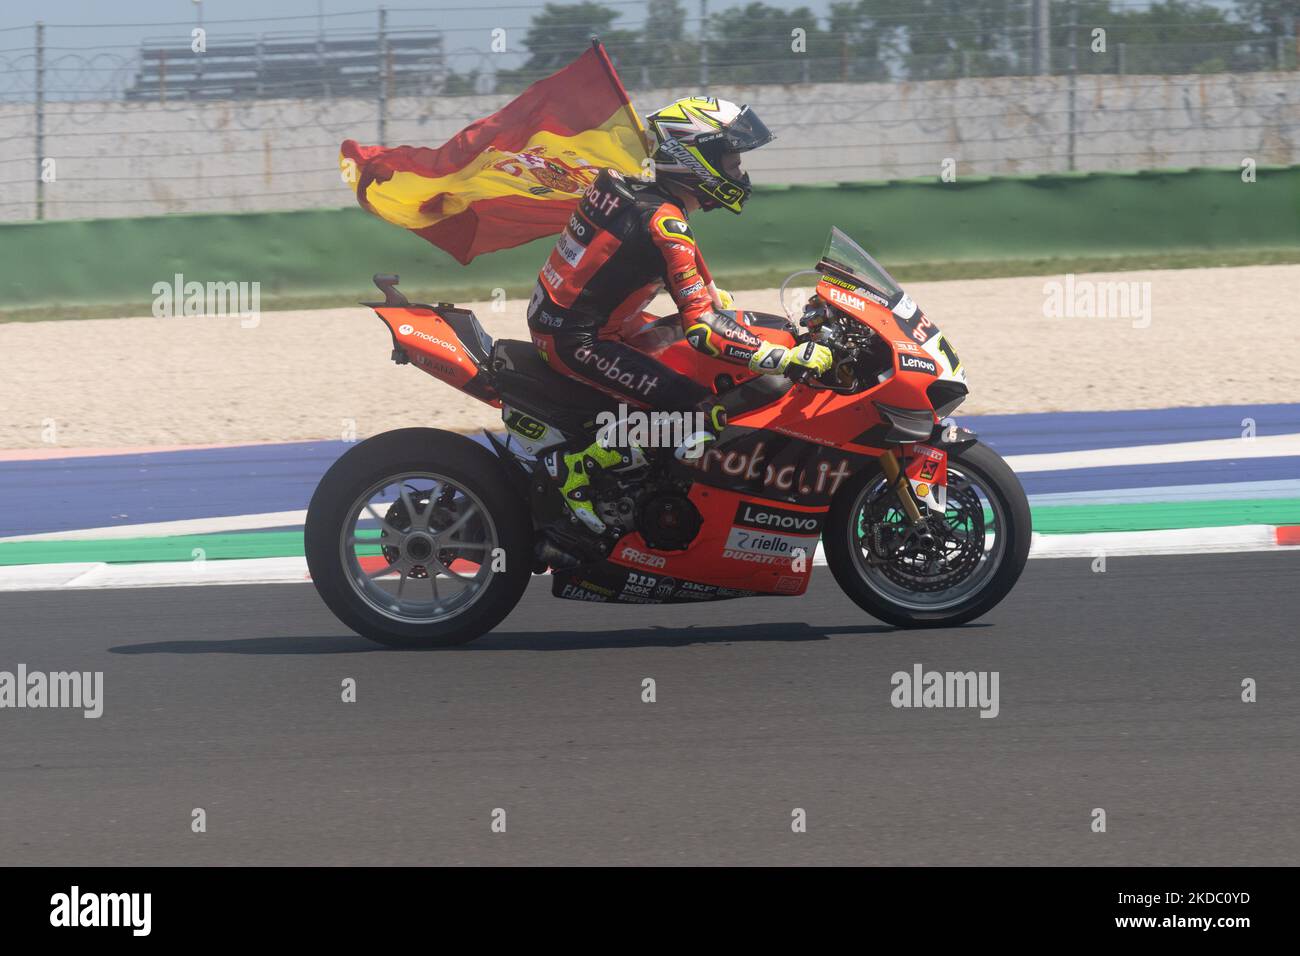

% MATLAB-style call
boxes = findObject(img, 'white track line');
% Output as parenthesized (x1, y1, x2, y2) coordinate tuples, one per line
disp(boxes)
(0, 527, 1292, 592)
(1004, 433, 1300, 473)
(0, 510, 308, 543)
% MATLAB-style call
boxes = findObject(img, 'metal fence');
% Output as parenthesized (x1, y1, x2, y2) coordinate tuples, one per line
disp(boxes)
(0, 3, 1296, 222)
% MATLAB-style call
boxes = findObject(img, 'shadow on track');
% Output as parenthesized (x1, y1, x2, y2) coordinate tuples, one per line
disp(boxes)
(108, 619, 981, 655)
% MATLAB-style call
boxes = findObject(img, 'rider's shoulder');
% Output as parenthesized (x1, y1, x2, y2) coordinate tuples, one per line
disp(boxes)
(644, 200, 694, 246)
(577, 167, 638, 226)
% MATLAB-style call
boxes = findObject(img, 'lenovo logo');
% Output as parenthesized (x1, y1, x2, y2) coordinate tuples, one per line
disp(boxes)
(733, 502, 823, 535)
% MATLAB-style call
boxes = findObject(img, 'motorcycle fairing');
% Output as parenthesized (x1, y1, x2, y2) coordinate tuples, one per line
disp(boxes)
(551, 562, 766, 605)
(373, 305, 500, 404)
(815, 277, 966, 386)
(674, 425, 865, 507)
(553, 481, 821, 603)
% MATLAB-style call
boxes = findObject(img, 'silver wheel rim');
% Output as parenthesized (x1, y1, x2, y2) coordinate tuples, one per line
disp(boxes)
(339, 472, 498, 625)
(847, 464, 1007, 612)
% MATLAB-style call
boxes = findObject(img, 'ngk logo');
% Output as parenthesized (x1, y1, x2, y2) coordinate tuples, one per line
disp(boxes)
(827, 287, 866, 312)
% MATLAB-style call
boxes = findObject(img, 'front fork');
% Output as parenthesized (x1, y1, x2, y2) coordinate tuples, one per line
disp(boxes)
(879, 450, 924, 524)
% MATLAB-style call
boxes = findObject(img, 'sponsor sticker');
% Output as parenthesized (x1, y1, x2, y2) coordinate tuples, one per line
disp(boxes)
(826, 286, 867, 312)
(733, 501, 823, 536)
(724, 527, 812, 558)
(905, 445, 948, 512)
(619, 546, 666, 569)
(555, 230, 586, 267)
(720, 548, 788, 565)
(560, 584, 608, 602)
(898, 353, 938, 376)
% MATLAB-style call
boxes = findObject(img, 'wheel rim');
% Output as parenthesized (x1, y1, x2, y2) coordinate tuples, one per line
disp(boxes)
(339, 472, 499, 625)
(846, 463, 1008, 612)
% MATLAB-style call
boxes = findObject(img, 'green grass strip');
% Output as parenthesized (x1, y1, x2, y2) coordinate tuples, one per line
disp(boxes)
(4, 247, 1297, 324)
(1030, 498, 1300, 534)
(2, 499, 1299, 566)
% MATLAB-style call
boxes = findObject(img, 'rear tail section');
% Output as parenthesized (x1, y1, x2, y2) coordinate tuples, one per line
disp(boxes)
(365, 274, 499, 404)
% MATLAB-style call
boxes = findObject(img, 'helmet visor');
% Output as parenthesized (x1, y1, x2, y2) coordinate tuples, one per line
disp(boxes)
(723, 105, 775, 153)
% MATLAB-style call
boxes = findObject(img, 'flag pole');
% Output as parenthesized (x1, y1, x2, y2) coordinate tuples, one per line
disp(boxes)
(590, 35, 647, 139)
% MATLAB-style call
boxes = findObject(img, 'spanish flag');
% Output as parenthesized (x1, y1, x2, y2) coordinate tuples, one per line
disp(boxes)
(340, 41, 648, 265)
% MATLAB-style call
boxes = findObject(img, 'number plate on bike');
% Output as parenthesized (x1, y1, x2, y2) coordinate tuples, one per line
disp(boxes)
(904, 444, 947, 512)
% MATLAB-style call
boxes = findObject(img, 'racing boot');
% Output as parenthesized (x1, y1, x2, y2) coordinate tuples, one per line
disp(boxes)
(544, 441, 631, 534)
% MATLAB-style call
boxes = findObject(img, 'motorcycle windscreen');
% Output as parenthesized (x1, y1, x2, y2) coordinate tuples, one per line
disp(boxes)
(817, 227, 904, 301)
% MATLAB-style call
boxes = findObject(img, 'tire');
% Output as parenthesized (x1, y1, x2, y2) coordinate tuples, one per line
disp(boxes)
(305, 428, 533, 647)
(824, 442, 1031, 628)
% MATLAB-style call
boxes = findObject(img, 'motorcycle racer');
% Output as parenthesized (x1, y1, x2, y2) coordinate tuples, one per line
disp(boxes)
(527, 96, 834, 532)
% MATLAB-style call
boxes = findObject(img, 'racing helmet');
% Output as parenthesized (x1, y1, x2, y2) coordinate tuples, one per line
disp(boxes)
(643, 96, 774, 214)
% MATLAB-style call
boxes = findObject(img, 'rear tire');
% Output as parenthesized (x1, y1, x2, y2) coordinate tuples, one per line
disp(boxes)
(305, 428, 533, 647)
(824, 442, 1031, 628)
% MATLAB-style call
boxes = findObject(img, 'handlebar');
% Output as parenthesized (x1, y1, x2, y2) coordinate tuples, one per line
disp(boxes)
(784, 363, 815, 385)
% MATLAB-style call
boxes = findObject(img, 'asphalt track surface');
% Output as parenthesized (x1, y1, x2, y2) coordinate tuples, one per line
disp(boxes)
(1, 551, 1296, 866)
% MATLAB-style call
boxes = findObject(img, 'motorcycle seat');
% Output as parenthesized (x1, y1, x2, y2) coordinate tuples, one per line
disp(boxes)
(490, 339, 623, 421)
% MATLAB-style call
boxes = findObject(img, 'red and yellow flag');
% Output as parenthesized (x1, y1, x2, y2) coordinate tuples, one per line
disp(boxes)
(340, 42, 648, 265)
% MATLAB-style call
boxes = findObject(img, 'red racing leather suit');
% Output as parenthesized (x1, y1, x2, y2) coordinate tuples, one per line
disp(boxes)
(526, 168, 794, 415)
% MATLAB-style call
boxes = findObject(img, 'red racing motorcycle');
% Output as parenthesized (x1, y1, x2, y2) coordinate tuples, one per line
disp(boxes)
(305, 228, 1031, 646)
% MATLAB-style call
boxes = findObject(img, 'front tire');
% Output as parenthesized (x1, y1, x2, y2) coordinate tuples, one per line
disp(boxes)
(824, 442, 1031, 628)
(305, 428, 533, 647)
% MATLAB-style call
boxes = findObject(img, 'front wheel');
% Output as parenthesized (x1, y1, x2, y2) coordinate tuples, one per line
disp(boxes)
(305, 428, 534, 647)
(824, 442, 1031, 628)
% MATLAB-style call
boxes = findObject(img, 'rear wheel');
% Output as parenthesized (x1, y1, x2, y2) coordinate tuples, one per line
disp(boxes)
(824, 442, 1031, 628)
(305, 428, 533, 647)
